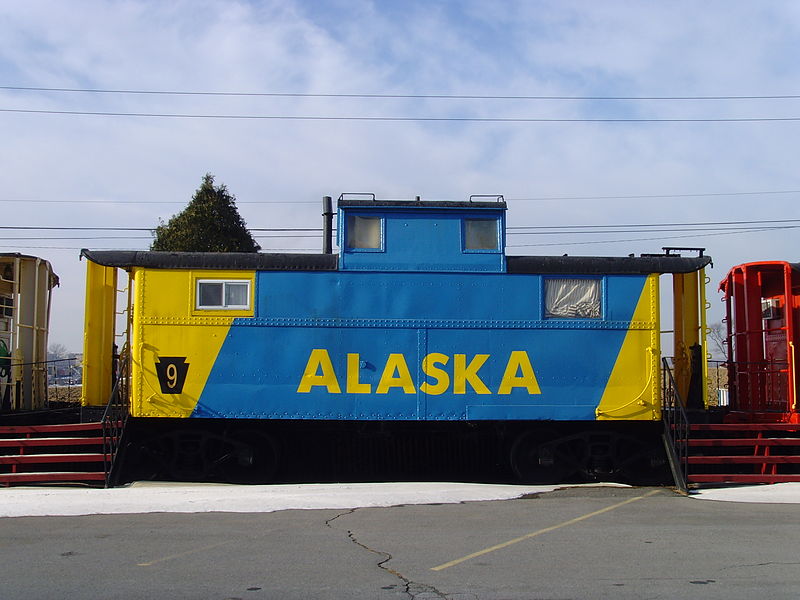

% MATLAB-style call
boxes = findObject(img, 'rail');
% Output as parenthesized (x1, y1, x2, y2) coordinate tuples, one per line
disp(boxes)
(707, 359, 729, 407)
(662, 357, 689, 493)
(101, 346, 130, 487)
(0, 356, 82, 413)
(723, 359, 789, 412)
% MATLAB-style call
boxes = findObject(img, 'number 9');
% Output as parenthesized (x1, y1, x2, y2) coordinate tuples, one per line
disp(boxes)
(166, 363, 178, 389)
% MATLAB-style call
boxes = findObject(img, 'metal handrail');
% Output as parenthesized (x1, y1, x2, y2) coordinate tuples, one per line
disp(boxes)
(661, 357, 689, 493)
(101, 346, 130, 487)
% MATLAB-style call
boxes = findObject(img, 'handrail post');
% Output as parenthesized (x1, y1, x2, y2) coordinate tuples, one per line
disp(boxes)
(101, 346, 130, 487)
(661, 357, 689, 493)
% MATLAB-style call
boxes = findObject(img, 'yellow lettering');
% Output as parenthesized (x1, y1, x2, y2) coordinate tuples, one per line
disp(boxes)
(420, 353, 450, 395)
(498, 351, 541, 394)
(346, 353, 371, 393)
(296, 349, 341, 393)
(454, 354, 490, 394)
(376, 353, 416, 394)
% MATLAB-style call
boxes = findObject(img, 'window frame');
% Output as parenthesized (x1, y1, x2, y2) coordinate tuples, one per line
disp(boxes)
(345, 214, 385, 253)
(195, 279, 252, 311)
(462, 218, 501, 254)
(542, 276, 604, 320)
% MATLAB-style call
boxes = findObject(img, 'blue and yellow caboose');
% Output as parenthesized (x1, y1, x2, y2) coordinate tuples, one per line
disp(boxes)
(81, 196, 710, 483)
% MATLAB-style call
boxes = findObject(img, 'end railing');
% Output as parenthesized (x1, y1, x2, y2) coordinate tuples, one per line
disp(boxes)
(101, 347, 130, 487)
(662, 357, 689, 493)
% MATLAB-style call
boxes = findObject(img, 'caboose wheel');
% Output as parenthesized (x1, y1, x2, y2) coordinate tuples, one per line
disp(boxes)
(510, 430, 578, 484)
(125, 429, 280, 483)
(224, 429, 280, 483)
(609, 434, 669, 484)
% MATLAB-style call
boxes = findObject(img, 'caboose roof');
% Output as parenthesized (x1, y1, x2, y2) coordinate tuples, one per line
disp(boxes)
(337, 199, 506, 210)
(81, 249, 711, 274)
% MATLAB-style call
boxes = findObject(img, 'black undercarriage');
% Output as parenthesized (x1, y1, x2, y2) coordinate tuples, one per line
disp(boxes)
(115, 418, 670, 486)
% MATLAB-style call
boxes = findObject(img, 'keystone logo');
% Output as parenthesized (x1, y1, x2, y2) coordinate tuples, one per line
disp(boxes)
(154, 357, 190, 394)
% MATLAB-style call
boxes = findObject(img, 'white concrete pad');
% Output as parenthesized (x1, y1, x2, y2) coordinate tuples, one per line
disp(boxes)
(0, 482, 560, 517)
(4, 481, 799, 517)
(690, 482, 800, 503)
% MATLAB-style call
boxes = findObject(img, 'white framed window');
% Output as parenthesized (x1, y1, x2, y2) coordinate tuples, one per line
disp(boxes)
(346, 215, 383, 250)
(464, 218, 499, 251)
(544, 278, 602, 319)
(196, 280, 251, 310)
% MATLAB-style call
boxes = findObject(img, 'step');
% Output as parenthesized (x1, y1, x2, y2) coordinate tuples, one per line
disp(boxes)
(688, 474, 800, 484)
(690, 423, 800, 432)
(0, 453, 109, 465)
(688, 455, 800, 465)
(0, 471, 107, 484)
(687, 438, 800, 447)
(0, 422, 104, 435)
(0, 437, 106, 448)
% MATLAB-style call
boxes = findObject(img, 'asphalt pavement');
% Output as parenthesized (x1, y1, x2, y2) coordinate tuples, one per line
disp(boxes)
(2, 483, 800, 599)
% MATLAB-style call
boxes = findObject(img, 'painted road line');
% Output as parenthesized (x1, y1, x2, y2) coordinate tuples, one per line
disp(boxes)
(137, 541, 231, 567)
(430, 489, 661, 571)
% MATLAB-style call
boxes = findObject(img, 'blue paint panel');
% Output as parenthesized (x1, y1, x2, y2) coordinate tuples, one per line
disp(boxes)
(257, 271, 540, 321)
(255, 271, 644, 323)
(339, 207, 505, 272)
(195, 327, 420, 419)
(466, 405, 596, 420)
(193, 271, 648, 421)
(422, 327, 626, 420)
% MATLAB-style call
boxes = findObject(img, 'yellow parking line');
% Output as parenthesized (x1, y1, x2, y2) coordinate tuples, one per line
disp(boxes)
(430, 489, 660, 571)
(137, 541, 231, 567)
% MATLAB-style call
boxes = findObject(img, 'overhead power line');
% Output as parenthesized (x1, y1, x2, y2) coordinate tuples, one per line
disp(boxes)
(506, 217, 800, 230)
(0, 198, 320, 204)
(2, 108, 800, 123)
(508, 226, 781, 248)
(0, 226, 326, 232)
(2, 189, 800, 206)
(511, 225, 800, 235)
(3, 85, 800, 101)
(507, 190, 800, 202)
(9, 226, 799, 243)
(4, 217, 800, 235)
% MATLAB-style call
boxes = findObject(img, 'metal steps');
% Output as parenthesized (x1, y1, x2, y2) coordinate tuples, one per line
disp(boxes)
(0, 471, 107, 484)
(685, 423, 800, 485)
(0, 421, 110, 487)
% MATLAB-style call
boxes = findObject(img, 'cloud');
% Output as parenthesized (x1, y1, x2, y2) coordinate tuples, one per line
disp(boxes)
(1, 0, 799, 347)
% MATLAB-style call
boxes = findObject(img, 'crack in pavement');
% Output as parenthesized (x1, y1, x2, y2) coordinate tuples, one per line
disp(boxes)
(325, 508, 458, 599)
(722, 561, 800, 570)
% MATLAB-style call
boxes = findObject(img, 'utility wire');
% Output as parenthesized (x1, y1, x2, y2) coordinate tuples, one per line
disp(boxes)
(5, 217, 800, 232)
(3, 235, 326, 241)
(4, 189, 800, 205)
(3, 85, 800, 101)
(4, 225, 788, 250)
(8, 226, 798, 242)
(507, 190, 800, 201)
(0, 198, 320, 204)
(3, 108, 800, 123)
(0, 244, 322, 252)
(509, 225, 800, 235)
(0, 225, 779, 252)
(508, 227, 778, 248)
(0, 226, 327, 232)
(506, 217, 800, 230)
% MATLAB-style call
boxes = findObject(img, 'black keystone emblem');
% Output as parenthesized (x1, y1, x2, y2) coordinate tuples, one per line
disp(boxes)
(154, 357, 190, 394)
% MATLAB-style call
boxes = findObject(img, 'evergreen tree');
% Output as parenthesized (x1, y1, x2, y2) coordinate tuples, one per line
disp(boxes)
(151, 174, 260, 252)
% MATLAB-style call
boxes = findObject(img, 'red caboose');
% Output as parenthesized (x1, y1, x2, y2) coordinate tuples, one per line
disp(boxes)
(720, 261, 800, 423)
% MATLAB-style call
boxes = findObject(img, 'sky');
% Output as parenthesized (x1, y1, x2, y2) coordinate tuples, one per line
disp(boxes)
(1, 0, 800, 351)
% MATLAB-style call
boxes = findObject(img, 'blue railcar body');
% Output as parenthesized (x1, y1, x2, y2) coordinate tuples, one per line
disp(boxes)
(194, 270, 647, 421)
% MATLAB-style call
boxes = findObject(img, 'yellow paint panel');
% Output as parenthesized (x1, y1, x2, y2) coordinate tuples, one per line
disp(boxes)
(596, 275, 661, 421)
(129, 268, 253, 417)
(81, 261, 117, 406)
(131, 321, 231, 418)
